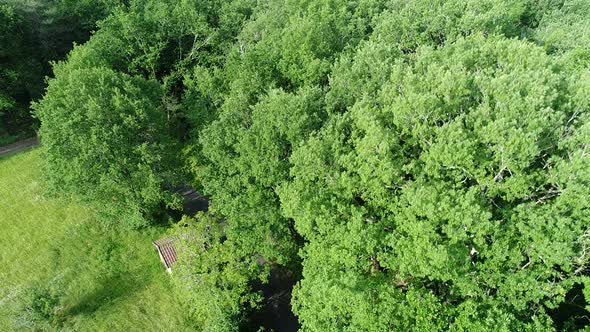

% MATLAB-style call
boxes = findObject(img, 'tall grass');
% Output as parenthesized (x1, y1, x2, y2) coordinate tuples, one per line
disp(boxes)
(0, 149, 192, 331)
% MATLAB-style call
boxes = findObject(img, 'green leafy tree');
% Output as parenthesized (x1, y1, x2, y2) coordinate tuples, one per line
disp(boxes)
(39, 0, 123, 60)
(533, 0, 590, 70)
(187, 0, 385, 268)
(172, 214, 263, 331)
(0, 4, 19, 120)
(196, 87, 325, 265)
(326, 0, 530, 112)
(33, 65, 178, 227)
(0, 3, 43, 141)
(279, 34, 589, 331)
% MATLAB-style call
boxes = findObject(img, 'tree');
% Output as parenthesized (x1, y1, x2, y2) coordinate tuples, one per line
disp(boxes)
(195, 87, 325, 266)
(0, 3, 43, 142)
(39, 0, 123, 60)
(0, 0, 123, 144)
(279, 34, 589, 330)
(187, 0, 389, 266)
(532, 0, 590, 71)
(171, 214, 263, 332)
(33, 65, 178, 227)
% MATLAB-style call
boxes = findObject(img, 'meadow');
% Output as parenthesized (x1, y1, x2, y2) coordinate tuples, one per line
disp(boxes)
(0, 149, 191, 331)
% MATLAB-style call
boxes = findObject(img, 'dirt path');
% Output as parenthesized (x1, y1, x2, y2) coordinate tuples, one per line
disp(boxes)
(0, 137, 39, 157)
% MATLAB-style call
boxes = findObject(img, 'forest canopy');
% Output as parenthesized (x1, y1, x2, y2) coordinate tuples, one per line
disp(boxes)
(10, 0, 590, 330)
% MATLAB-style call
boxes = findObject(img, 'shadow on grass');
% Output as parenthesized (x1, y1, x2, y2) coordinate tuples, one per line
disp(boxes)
(63, 274, 142, 317)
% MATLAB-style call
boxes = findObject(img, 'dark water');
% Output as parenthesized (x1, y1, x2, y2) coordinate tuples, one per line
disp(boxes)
(179, 186, 209, 215)
(247, 266, 300, 332)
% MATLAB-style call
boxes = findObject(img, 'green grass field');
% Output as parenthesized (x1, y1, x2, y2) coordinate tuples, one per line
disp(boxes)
(0, 149, 191, 331)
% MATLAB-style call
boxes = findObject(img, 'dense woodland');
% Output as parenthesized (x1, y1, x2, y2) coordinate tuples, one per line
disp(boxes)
(2, 0, 590, 331)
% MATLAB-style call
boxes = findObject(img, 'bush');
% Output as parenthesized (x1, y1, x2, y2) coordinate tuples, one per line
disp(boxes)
(14, 279, 65, 330)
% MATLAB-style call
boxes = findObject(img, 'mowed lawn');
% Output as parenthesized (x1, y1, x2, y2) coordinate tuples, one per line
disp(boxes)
(0, 149, 191, 331)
